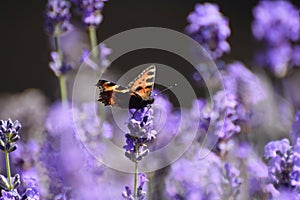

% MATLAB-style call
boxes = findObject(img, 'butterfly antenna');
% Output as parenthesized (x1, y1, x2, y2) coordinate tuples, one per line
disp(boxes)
(153, 83, 177, 97)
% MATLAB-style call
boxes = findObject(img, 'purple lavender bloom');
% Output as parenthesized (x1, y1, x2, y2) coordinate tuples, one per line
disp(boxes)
(11, 141, 39, 180)
(128, 108, 157, 140)
(45, 102, 74, 136)
(225, 62, 266, 105)
(263, 138, 300, 195)
(137, 173, 148, 200)
(252, 0, 300, 46)
(0, 178, 40, 200)
(124, 108, 157, 162)
(45, 0, 73, 36)
(75, 0, 107, 27)
(290, 138, 300, 188)
(293, 45, 300, 67)
(165, 147, 225, 199)
(186, 3, 231, 59)
(99, 43, 112, 68)
(224, 163, 242, 197)
(210, 91, 241, 141)
(247, 155, 268, 196)
(122, 174, 147, 200)
(18, 178, 40, 200)
(290, 110, 300, 142)
(266, 43, 292, 77)
(49, 52, 74, 77)
(0, 190, 20, 200)
(122, 186, 134, 200)
(80, 44, 112, 70)
(0, 119, 21, 153)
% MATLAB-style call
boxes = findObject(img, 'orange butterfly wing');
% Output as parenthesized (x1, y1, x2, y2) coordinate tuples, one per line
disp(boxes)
(128, 65, 156, 100)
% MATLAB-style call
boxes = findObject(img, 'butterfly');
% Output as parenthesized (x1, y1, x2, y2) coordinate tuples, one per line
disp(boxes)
(96, 65, 156, 109)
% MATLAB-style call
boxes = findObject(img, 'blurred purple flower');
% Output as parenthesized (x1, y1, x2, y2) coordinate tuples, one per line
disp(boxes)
(224, 163, 242, 197)
(80, 44, 112, 70)
(252, 0, 300, 45)
(165, 147, 241, 199)
(11, 141, 39, 180)
(293, 45, 300, 67)
(42, 101, 110, 198)
(99, 43, 112, 67)
(290, 138, 300, 188)
(45, 0, 73, 36)
(49, 52, 74, 77)
(74, 0, 108, 27)
(45, 102, 74, 136)
(290, 110, 300, 143)
(210, 91, 241, 140)
(266, 43, 292, 77)
(225, 61, 266, 105)
(186, 3, 230, 59)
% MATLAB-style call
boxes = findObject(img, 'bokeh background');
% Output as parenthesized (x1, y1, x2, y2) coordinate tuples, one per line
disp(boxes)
(2, 0, 299, 100)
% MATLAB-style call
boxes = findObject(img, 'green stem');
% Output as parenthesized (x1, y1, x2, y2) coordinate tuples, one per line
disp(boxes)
(59, 75, 68, 103)
(54, 35, 61, 55)
(133, 141, 139, 199)
(88, 26, 99, 60)
(5, 152, 12, 190)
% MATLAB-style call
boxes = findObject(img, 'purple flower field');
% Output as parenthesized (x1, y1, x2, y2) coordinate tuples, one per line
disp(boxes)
(1, 0, 300, 199)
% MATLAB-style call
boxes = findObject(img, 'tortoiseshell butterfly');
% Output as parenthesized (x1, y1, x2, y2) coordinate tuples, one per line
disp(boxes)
(96, 65, 156, 109)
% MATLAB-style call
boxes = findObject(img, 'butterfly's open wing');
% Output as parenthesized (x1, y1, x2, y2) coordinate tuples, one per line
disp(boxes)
(96, 80, 131, 108)
(128, 65, 156, 99)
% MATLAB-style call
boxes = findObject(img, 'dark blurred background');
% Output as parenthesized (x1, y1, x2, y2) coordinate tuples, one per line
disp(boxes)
(1, 0, 300, 101)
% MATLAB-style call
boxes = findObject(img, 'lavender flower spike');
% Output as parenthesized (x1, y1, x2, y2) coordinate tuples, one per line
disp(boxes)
(76, 0, 108, 27)
(0, 119, 21, 153)
(252, 0, 300, 45)
(186, 3, 231, 59)
(124, 108, 157, 162)
(45, 0, 73, 36)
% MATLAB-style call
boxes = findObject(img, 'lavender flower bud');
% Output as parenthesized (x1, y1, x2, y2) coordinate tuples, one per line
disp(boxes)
(0, 174, 10, 190)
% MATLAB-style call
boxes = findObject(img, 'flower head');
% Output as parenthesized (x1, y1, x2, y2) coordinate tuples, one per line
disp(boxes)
(128, 108, 157, 140)
(45, 0, 73, 36)
(74, 0, 108, 27)
(186, 3, 230, 59)
(263, 138, 300, 195)
(252, 0, 300, 45)
(0, 119, 21, 153)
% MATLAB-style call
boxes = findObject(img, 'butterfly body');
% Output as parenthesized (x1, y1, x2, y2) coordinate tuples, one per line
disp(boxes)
(96, 65, 156, 109)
